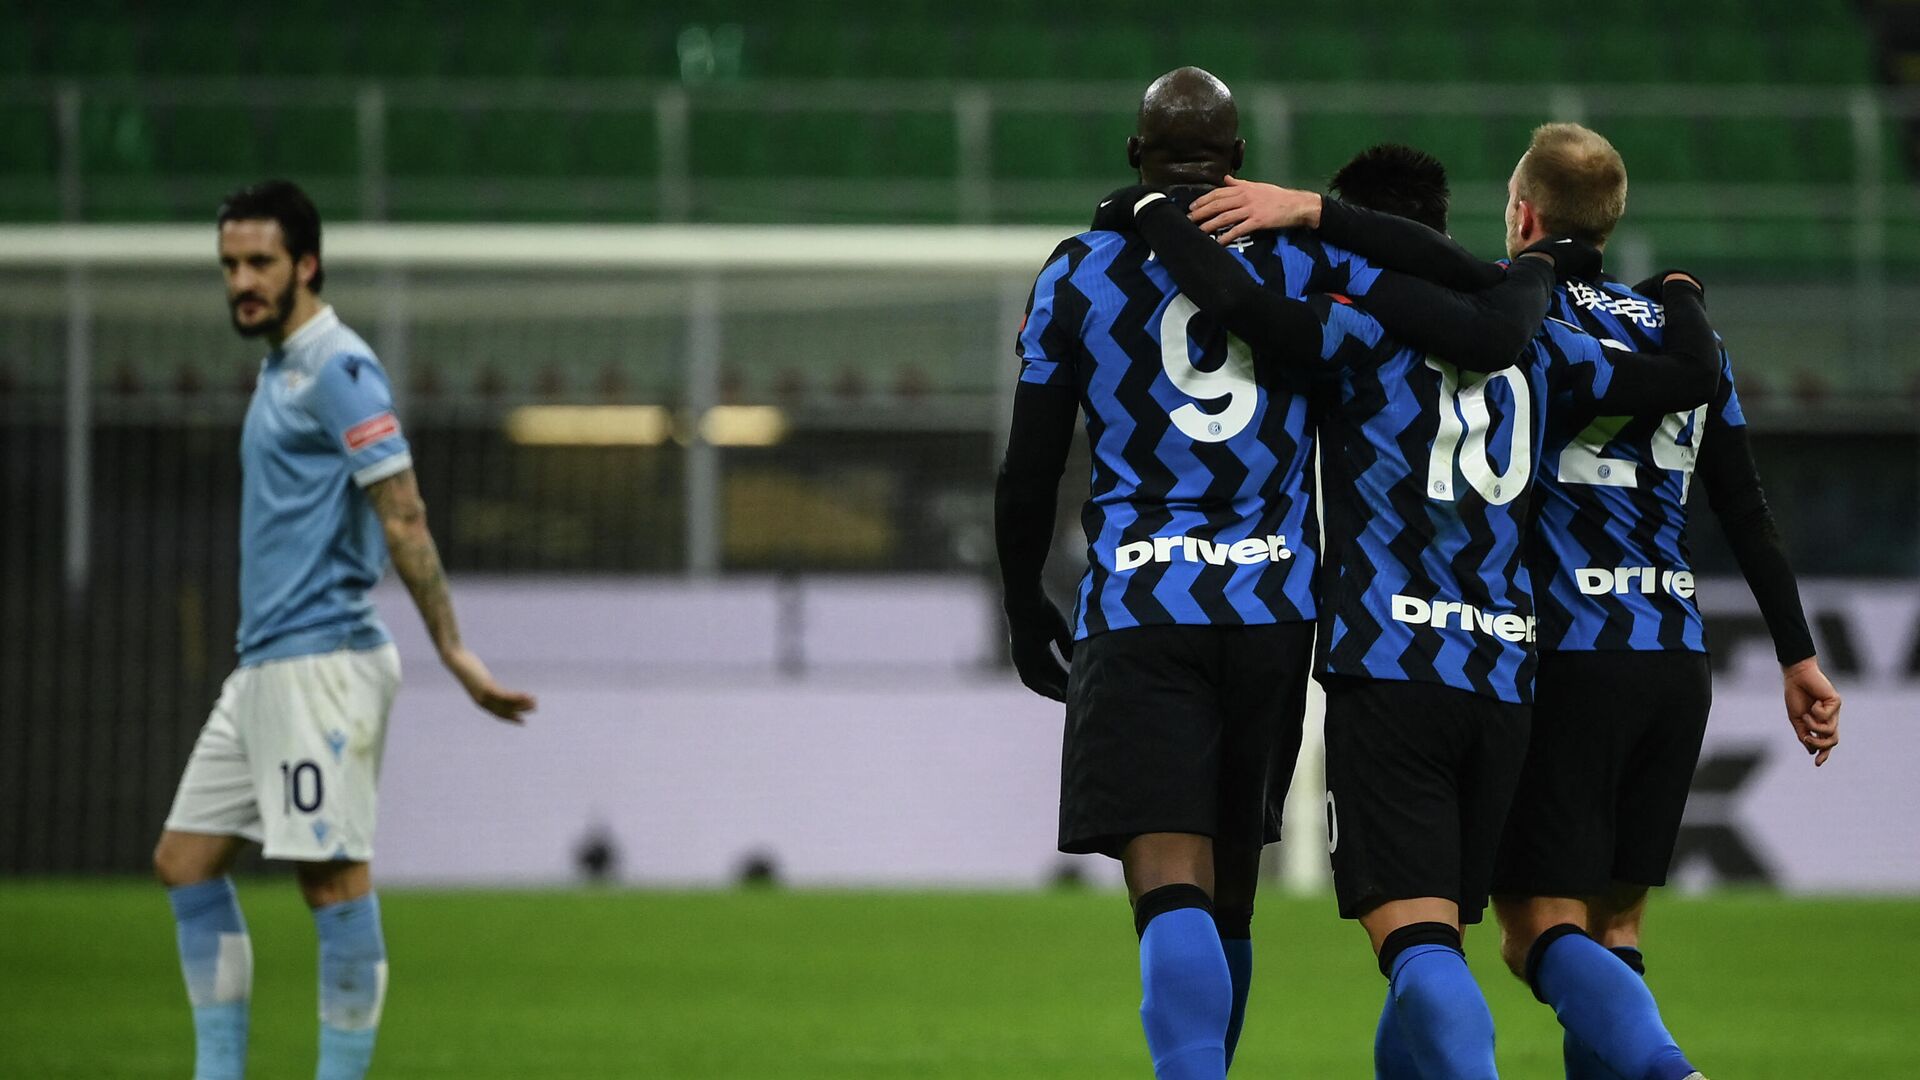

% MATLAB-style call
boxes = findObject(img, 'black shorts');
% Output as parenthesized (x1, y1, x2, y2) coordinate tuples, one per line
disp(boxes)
(1323, 676, 1530, 925)
(1059, 622, 1314, 859)
(1492, 650, 1713, 898)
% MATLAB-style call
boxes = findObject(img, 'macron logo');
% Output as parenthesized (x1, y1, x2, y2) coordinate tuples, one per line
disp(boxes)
(1576, 566, 1696, 599)
(1392, 594, 1536, 643)
(1114, 534, 1293, 572)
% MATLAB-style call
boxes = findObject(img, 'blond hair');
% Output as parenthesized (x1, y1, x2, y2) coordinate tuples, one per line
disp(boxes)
(1513, 123, 1628, 246)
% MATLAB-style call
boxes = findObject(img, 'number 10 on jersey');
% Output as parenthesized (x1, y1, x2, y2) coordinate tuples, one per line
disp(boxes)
(1425, 358, 1532, 505)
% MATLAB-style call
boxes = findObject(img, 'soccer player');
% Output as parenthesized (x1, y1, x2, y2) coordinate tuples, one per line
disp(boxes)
(152, 180, 535, 1080)
(997, 69, 1569, 1079)
(1108, 158, 1724, 1078)
(1187, 124, 1841, 1080)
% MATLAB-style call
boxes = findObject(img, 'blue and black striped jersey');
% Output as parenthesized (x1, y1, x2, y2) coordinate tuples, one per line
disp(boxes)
(1316, 313, 1623, 704)
(1532, 278, 1744, 653)
(1017, 228, 1377, 640)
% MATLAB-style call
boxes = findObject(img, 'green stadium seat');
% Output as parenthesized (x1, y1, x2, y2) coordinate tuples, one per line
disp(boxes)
(349, 17, 444, 78)
(1292, 112, 1400, 187)
(1642, 218, 1732, 269)
(866, 24, 957, 80)
(1658, 0, 1758, 30)
(688, 107, 778, 179)
(868, 112, 956, 179)
(553, 16, 664, 77)
(1378, 28, 1472, 82)
(1603, 117, 1701, 182)
(0, 180, 62, 221)
(1681, 33, 1770, 83)
(1743, 0, 1855, 27)
(454, 18, 553, 78)
(251, 20, 354, 77)
(157, 105, 262, 175)
(1172, 27, 1263, 86)
(86, 180, 180, 221)
(142, 17, 242, 77)
(385, 108, 469, 176)
(0, 104, 58, 176)
(1885, 120, 1914, 185)
(468, 109, 576, 177)
(1478, 26, 1567, 75)
(0, 13, 36, 77)
(1704, 116, 1804, 181)
(1287, 28, 1370, 83)
(1576, 28, 1671, 83)
(758, 21, 864, 79)
(46, 20, 140, 76)
(1055, 26, 1159, 81)
(1799, 117, 1913, 185)
(575, 111, 658, 177)
(990, 110, 1082, 179)
(80, 101, 156, 176)
(772, 112, 872, 177)
(1799, 117, 1858, 184)
(1733, 215, 1847, 270)
(1400, 114, 1497, 183)
(1777, 30, 1875, 84)
(1478, 113, 1543, 176)
(1889, 219, 1920, 270)
(261, 105, 361, 178)
(969, 25, 1056, 80)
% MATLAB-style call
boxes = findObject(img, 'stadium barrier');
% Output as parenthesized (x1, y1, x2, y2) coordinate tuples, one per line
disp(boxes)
(363, 576, 1920, 893)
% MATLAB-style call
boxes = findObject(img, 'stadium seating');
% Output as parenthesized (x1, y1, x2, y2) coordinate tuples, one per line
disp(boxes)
(0, 1, 1904, 266)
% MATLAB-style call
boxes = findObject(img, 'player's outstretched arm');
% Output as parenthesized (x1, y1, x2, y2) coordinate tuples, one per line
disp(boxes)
(1580, 274, 1721, 415)
(1188, 178, 1506, 291)
(1345, 248, 1560, 373)
(1124, 187, 1554, 373)
(995, 380, 1077, 702)
(366, 468, 536, 723)
(1697, 399, 1838, 764)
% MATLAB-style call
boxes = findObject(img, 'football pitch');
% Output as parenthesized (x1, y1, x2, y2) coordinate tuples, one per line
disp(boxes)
(4, 882, 1916, 1078)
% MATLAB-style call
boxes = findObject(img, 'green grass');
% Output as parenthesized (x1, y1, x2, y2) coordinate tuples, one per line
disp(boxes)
(2, 882, 1916, 1077)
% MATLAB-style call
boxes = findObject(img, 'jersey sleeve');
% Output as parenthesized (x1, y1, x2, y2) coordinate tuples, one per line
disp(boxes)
(1713, 350, 1744, 427)
(1016, 240, 1087, 388)
(1697, 354, 1815, 665)
(307, 351, 414, 488)
(1547, 280, 1718, 416)
(1315, 198, 1507, 291)
(1294, 294, 1393, 374)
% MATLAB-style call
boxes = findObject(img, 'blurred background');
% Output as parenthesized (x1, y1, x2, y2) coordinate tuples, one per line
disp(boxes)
(2, 0, 1917, 890)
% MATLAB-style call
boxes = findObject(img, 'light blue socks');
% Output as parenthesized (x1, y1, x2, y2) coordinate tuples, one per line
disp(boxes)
(314, 892, 388, 1080)
(169, 877, 253, 1080)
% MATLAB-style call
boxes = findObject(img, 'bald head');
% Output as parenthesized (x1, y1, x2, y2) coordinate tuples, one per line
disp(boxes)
(1129, 67, 1244, 188)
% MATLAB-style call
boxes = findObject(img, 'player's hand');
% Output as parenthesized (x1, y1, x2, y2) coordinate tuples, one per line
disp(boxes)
(1188, 177, 1321, 245)
(441, 645, 536, 724)
(1007, 597, 1074, 702)
(1781, 656, 1840, 766)
(1092, 184, 1162, 232)
(1516, 235, 1603, 281)
(1631, 269, 1706, 301)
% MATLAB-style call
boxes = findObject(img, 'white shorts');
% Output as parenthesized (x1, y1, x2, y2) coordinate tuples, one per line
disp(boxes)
(164, 644, 401, 862)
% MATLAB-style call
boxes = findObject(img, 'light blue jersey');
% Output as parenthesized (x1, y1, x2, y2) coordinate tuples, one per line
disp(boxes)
(237, 306, 412, 666)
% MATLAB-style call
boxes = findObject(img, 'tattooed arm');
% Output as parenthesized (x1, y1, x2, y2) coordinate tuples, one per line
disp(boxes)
(365, 468, 535, 723)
